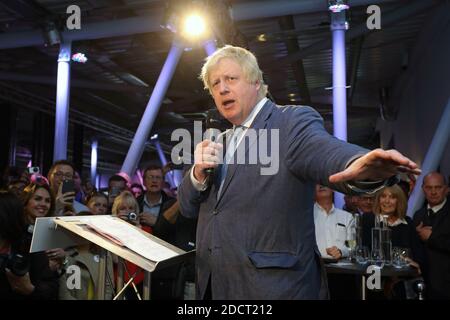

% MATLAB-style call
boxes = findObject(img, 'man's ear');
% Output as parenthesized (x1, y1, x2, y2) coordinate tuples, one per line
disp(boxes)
(255, 80, 261, 91)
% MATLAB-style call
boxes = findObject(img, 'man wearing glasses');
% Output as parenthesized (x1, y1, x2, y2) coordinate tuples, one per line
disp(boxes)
(47, 160, 75, 216)
(138, 165, 175, 228)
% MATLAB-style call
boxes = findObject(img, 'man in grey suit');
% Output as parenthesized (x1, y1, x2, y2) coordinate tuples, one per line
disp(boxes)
(178, 45, 420, 299)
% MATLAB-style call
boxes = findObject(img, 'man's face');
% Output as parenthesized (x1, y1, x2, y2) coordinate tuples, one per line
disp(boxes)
(144, 169, 163, 194)
(50, 164, 74, 191)
(358, 196, 374, 214)
(209, 58, 261, 125)
(344, 195, 358, 211)
(315, 185, 333, 202)
(423, 174, 448, 207)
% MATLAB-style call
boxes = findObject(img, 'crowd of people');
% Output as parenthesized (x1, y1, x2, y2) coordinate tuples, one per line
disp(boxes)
(313, 172, 450, 299)
(1, 45, 448, 301)
(1, 158, 448, 301)
(0, 161, 196, 300)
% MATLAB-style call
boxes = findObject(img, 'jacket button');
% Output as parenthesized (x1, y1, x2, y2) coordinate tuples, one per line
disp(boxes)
(212, 210, 218, 215)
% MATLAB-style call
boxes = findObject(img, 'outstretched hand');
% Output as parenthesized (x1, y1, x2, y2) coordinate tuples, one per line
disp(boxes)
(329, 149, 421, 184)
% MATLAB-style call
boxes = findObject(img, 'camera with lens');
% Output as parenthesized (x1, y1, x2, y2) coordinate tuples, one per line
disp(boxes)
(127, 212, 137, 222)
(28, 167, 40, 175)
(0, 253, 30, 277)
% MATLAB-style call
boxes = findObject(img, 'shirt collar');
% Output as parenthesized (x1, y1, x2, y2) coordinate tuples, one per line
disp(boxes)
(315, 202, 336, 215)
(144, 194, 162, 207)
(427, 197, 447, 213)
(238, 97, 268, 129)
(388, 218, 408, 227)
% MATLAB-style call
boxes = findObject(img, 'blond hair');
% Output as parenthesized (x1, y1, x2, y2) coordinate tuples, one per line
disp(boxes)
(373, 185, 407, 219)
(111, 191, 140, 216)
(200, 45, 268, 100)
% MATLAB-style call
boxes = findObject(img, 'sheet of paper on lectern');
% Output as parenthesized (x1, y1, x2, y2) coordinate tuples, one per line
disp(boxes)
(86, 216, 178, 262)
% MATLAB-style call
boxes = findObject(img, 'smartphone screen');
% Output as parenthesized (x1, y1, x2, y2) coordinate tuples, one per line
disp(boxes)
(61, 179, 75, 195)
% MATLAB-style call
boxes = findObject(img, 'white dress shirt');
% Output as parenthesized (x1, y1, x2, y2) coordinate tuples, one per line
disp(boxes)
(314, 203, 354, 258)
(427, 197, 447, 214)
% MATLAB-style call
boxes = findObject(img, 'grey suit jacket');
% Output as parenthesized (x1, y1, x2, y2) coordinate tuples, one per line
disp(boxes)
(179, 100, 367, 299)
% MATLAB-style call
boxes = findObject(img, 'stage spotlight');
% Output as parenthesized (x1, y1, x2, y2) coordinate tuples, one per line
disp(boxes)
(182, 13, 206, 39)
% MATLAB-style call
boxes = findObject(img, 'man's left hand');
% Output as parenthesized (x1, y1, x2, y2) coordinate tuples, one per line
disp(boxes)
(329, 148, 421, 184)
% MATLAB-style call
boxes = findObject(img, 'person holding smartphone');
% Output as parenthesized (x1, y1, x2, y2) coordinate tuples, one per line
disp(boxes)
(47, 160, 76, 216)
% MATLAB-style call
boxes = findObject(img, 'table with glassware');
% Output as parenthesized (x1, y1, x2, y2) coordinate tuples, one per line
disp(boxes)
(324, 259, 419, 300)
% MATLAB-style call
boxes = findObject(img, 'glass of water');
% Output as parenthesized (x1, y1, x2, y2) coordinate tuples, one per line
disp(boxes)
(371, 248, 385, 269)
(355, 246, 369, 264)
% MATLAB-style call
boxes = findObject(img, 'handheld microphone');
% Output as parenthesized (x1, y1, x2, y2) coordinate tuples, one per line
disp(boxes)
(204, 109, 231, 176)
(204, 128, 222, 175)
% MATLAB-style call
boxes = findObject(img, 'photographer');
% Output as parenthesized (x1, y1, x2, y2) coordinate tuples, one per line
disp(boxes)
(0, 190, 58, 299)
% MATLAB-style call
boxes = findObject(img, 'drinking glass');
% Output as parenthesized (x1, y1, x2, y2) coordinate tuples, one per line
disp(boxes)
(345, 239, 357, 262)
(355, 246, 369, 264)
(392, 247, 410, 268)
(371, 248, 384, 269)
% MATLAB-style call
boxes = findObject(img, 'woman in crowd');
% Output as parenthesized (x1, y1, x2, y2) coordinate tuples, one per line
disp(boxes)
(86, 192, 109, 215)
(111, 191, 149, 299)
(0, 190, 58, 299)
(373, 185, 423, 264)
(21, 183, 67, 273)
(372, 184, 424, 298)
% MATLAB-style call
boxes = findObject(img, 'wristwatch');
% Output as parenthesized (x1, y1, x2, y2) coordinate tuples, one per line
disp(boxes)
(347, 175, 400, 195)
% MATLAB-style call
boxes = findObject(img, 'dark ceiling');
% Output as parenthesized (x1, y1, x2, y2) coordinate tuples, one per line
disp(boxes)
(0, 0, 440, 177)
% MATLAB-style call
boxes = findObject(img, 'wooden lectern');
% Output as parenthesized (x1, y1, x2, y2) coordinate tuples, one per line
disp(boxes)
(30, 215, 195, 300)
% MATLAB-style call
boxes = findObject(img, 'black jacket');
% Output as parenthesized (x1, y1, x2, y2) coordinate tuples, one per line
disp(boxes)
(413, 199, 450, 299)
(0, 243, 59, 300)
(137, 191, 175, 220)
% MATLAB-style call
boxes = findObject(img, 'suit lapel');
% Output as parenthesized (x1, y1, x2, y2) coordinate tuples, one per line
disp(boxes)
(215, 100, 275, 207)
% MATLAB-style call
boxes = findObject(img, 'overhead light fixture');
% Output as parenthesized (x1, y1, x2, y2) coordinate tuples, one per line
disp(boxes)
(160, 2, 210, 42)
(43, 21, 61, 46)
(72, 53, 88, 63)
(328, 0, 349, 13)
(183, 13, 206, 38)
(288, 93, 296, 98)
(257, 34, 267, 42)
